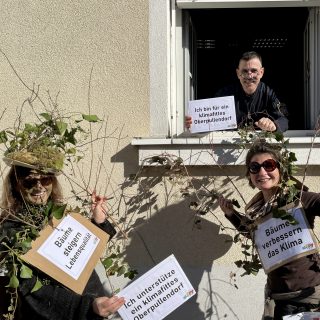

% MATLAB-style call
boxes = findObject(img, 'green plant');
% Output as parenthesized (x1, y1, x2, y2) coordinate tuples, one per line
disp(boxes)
(102, 247, 138, 281)
(138, 128, 303, 279)
(0, 110, 137, 319)
(229, 128, 301, 276)
(0, 202, 67, 319)
(0, 52, 138, 319)
(69, 195, 138, 283)
(0, 112, 100, 172)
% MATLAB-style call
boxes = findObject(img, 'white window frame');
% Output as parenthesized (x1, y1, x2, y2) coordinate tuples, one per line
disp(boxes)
(133, 0, 320, 166)
(306, 6, 320, 129)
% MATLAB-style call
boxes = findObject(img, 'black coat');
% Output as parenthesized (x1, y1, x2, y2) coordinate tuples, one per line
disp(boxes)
(0, 218, 116, 320)
(215, 82, 288, 133)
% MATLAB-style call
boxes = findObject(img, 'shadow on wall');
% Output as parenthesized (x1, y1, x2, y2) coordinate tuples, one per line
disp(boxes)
(111, 139, 247, 178)
(124, 199, 235, 320)
(111, 144, 140, 177)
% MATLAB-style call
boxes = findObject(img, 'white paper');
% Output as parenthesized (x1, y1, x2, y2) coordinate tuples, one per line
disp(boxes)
(283, 312, 320, 319)
(37, 215, 100, 280)
(118, 255, 196, 320)
(188, 96, 237, 133)
(254, 207, 317, 273)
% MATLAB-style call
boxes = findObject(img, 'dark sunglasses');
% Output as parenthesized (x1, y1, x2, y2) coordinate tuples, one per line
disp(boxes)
(20, 176, 54, 189)
(248, 159, 279, 174)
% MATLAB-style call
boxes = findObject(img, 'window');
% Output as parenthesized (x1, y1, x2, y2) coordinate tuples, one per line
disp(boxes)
(177, 3, 320, 134)
(134, 1, 320, 166)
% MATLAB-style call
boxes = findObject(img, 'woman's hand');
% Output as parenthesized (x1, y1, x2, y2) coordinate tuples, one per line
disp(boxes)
(218, 195, 235, 217)
(92, 296, 125, 318)
(91, 190, 107, 224)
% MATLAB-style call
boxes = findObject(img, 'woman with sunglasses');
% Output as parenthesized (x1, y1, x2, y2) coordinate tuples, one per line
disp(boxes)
(218, 140, 320, 319)
(0, 164, 125, 320)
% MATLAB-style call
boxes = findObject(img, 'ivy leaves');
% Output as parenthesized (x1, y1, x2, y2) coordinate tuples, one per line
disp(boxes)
(46, 202, 67, 220)
(0, 201, 66, 290)
(7, 263, 36, 290)
(4, 249, 41, 292)
(229, 233, 263, 276)
(7, 263, 43, 297)
(0, 200, 68, 318)
(272, 208, 298, 225)
(231, 129, 301, 276)
(82, 114, 100, 123)
(20, 264, 33, 279)
(102, 248, 138, 280)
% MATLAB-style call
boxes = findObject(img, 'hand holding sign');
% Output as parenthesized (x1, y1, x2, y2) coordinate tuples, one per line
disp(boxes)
(93, 296, 126, 318)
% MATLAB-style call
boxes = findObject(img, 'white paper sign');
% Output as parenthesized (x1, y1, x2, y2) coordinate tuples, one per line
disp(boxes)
(254, 207, 318, 273)
(188, 96, 237, 133)
(37, 215, 100, 280)
(118, 255, 196, 320)
(283, 312, 320, 319)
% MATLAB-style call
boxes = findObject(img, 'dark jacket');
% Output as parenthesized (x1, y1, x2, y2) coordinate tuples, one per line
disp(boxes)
(215, 82, 288, 133)
(18, 269, 105, 320)
(0, 218, 116, 320)
(225, 191, 320, 293)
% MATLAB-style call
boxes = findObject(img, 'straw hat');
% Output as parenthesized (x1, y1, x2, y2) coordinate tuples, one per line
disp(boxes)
(3, 146, 64, 175)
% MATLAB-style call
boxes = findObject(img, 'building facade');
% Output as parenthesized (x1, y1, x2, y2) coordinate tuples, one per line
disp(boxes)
(1, 1, 320, 319)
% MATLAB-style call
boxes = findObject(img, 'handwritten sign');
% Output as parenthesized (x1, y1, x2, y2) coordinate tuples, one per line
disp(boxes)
(118, 255, 196, 320)
(283, 312, 320, 319)
(253, 207, 318, 273)
(22, 213, 109, 294)
(188, 96, 237, 133)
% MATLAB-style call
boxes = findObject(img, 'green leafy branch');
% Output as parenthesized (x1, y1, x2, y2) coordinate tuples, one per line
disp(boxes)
(231, 129, 301, 276)
(67, 200, 138, 285)
(137, 128, 303, 278)
(0, 202, 66, 319)
(0, 112, 101, 171)
(0, 55, 137, 318)
(102, 246, 138, 281)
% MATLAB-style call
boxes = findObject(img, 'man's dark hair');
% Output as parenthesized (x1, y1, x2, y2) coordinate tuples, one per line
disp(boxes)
(239, 51, 262, 66)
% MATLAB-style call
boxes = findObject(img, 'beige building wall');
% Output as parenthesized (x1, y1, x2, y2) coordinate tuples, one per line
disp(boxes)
(1, 1, 320, 320)
(0, 0, 149, 185)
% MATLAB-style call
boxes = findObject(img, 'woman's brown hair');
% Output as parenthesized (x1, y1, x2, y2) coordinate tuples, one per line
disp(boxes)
(245, 140, 308, 191)
(245, 140, 283, 188)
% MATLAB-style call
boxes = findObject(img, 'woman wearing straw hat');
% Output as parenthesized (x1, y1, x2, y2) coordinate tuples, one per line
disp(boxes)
(0, 147, 125, 319)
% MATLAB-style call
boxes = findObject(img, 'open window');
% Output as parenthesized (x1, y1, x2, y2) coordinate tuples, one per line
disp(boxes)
(133, 1, 320, 166)
(180, 5, 320, 132)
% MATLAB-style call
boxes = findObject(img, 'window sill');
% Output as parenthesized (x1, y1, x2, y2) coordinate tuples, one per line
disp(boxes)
(131, 131, 320, 166)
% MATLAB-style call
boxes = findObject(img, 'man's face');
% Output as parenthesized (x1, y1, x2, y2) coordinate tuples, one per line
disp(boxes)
(17, 170, 53, 205)
(236, 57, 264, 95)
